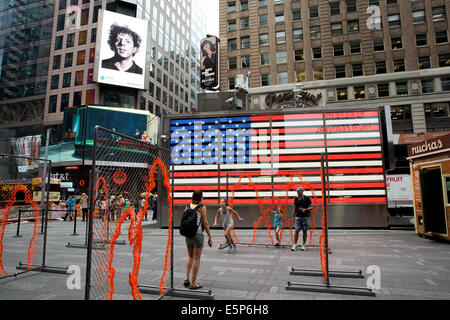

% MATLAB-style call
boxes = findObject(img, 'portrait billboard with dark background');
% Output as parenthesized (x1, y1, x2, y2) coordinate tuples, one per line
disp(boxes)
(200, 36, 219, 90)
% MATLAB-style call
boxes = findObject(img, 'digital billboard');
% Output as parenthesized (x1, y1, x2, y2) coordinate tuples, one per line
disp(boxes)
(95, 10, 149, 90)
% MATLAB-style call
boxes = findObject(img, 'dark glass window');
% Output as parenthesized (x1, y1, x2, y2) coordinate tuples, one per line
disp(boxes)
(49, 95, 57, 113)
(376, 61, 386, 74)
(66, 33, 75, 48)
(352, 63, 363, 76)
(91, 28, 97, 43)
(416, 33, 428, 46)
(334, 43, 344, 56)
(57, 14, 65, 31)
(61, 93, 69, 111)
(378, 84, 389, 97)
(51, 75, 59, 90)
(73, 91, 82, 107)
(63, 72, 71, 88)
(335, 65, 346, 78)
(53, 55, 61, 70)
(64, 52, 73, 68)
(55, 36, 63, 50)
(436, 31, 448, 44)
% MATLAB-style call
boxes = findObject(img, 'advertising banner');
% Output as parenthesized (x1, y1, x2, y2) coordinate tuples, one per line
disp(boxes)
(200, 36, 219, 90)
(95, 10, 148, 89)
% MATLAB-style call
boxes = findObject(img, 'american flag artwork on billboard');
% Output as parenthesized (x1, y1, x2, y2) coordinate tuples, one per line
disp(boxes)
(170, 111, 386, 205)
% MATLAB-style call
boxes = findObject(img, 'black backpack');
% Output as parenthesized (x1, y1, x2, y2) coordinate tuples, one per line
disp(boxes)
(180, 204, 203, 237)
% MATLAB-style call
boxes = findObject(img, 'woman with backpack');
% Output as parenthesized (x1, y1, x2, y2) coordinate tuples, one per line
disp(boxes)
(181, 191, 212, 290)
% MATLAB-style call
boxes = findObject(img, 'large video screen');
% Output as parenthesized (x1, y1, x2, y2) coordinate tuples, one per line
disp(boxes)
(95, 10, 148, 89)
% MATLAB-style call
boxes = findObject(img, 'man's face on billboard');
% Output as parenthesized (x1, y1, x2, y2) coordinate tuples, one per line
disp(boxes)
(114, 33, 136, 59)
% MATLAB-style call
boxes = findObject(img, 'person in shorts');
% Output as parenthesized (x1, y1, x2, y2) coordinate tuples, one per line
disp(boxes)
(213, 199, 244, 253)
(291, 187, 313, 251)
(183, 191, 212, 290)
(273, 206, 283, 247)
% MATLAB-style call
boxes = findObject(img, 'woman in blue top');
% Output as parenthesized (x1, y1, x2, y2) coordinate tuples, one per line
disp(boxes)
(273, 206, 283, 247)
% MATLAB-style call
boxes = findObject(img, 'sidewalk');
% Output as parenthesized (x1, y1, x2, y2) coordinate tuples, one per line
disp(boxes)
(0, 220, 449, 300)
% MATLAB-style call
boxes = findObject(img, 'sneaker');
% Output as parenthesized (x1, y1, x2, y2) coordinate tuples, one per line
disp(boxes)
(291, 244, 297, 251)
(301, 244, 306, 251)
(218, 243, 229, 250)
(226, 245, 233, 253)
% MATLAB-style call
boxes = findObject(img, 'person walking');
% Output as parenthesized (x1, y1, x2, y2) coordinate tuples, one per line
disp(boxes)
(63, 195, 76, 221)
(291, 187, 313, 251)
(80, 193, 89, 222)
(182, 191, 212, 290)
(151, 191, 158, 221)
(213, 199, 244, 253)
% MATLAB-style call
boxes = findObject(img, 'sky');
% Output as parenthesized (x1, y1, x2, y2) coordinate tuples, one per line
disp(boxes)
(205, 0, 219, 36)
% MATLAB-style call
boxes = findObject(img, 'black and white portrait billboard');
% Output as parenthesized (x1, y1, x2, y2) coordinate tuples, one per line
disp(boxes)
(95, 10, 148, 90)
(200, 36, 219, 90)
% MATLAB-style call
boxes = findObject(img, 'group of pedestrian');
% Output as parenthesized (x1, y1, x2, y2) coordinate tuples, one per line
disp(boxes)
(180, 187, 313, 290)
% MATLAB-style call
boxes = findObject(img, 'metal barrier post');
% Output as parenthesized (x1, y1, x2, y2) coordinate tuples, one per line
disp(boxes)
(13, 209, 23, 238)
(71, 208, 79, 236)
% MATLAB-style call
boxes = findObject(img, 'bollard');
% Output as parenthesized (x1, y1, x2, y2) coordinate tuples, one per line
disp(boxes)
(13, 209, 23, 238)
(71, 209, 79, 236)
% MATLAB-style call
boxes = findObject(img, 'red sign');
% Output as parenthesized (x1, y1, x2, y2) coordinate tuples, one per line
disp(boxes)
(65, 166, 79, 170)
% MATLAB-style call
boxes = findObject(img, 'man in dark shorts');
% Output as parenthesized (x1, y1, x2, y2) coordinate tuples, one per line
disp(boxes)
(291, 187, 313, 251)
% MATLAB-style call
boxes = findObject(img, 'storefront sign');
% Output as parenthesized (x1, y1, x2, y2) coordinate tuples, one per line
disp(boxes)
(408, 134, 450, 158)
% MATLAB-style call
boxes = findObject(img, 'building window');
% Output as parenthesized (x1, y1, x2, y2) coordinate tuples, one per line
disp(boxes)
(259, 14, 268, 26)
(294, 49, 304, 61)
(276, 31, 286, 44)
(419, 56, 431, 69)
(388, 14, 401, 28)
(391, 37, 402, 50)
(331, 23, 342, 36)
(432, 6, 446, 22)
(394, 59, 405, 72)
(228, 20, 236, 31)
(89, 48, 95, 63)
(229, 78, 235, 90)
(275, 12, 284, 24)
(259, 0, 267, 7)
(228, 2, 236, 13)
(57, 14, 65, 31)
(274, 0, 283, 5)
(391, 105, 412, 121)
(75, 70, 83, 86)
(64, 52, 73, 68)
(62, 72, 71, 88)
(261, 74, 270, 86)
(81, 8, 89, 26)
(277, 51, 287, 64)
(310, 6, 319, 18)
(310, 26, 320, 39)
(87, 68, 93, 83)
(442, 78, 450, 91)
(91, 28, 96, 43)
(78, 30, 87, 45)
(314, 69, 323, 81)
(293, 28, 303, 41)
(348, 20, 359, 33)
(77, 50, 85, 65)
(240, 0, 248, 11)
(334, 43, 344, 56)
(378, 84, 389, 97)
(241, 36, 250, 49)
(259, 34, 269, 46)
(416, 33, 428, 46)
(55, 36, 63, 50)
(335, 65, 346, 78)
(352, 63, 363, 76)
(278, 72, 288, 84)
(396, 82, 408, 95)
(346, 0, 356, 13)
(49, 95, 57, 113)
(436, 31, 448, 44)
(241, 17, 249, 29)
(439, 54, 450, 67)
(376, 61, 386, 74)
(337, 87, 347, 100)
(229, 57, 237, 70)
(350, 41, 361, 54)
(73, 91, 82, 107)
(369, 0, 379, 5)
(373, 39, 384, 51)
(421, 80, 434, 93)
(228, 38, 237, 51)
(241, 56, 250, 68)
(354, 86, 365, 99)
(312, 47, 322, 59)
(50, 75, 59, 90)
(412, 10, 425, 24)
(330, 2, 340, 15)
(292, 10, 301, 21)
(425, 103, 449, 118)
(66, 33, 75, 48)
(261, 53, 270, 65)
(61, 93, 69, 111)
(297, 71, 306, 82)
